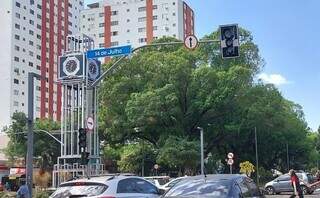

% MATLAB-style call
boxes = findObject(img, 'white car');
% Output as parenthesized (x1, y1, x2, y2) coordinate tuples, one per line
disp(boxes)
(158, 176, 187, 191)
(50, 175, 164, 198)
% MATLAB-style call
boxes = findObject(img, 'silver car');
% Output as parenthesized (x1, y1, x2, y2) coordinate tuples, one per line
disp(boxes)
(264, 172, 314, 195)
(50, 175, 164, 198)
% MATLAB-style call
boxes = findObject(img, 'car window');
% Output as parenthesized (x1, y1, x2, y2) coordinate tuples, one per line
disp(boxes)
(168, 179, 182, 187)
(165, 179, 231, 197)
(278, 175, 290, 181)
(50, 182, 108, 198)
(117, 178, 158, 194)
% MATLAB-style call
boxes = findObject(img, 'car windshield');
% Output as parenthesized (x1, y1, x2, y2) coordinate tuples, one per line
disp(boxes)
(165, 179, 231, 198)
(50, 182, 108, 198)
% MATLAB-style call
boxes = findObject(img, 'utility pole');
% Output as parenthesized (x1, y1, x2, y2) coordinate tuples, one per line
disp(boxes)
(26, 72, 41, 197)
(254, 127, 259, 186)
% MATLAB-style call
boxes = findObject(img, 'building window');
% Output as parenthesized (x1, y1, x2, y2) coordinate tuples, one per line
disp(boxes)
(16, 2, 21, 8)
(29, 62, 33, 67)
(127, 19, 130, 22)
(99, 23, 104, 27)
(111, 11, 118, 15)
(14, 57, 19, 62)
(29, 40, 34, 46)
(112, 31, 118, 36)
(30, 0, 34, 5)
(14, 45, 20, 51)
(173, 23, 176, 27)
(153, 15, 158, 20)
(153, 26, 157, 30)
(138, 7, 146, 12)
(138, 38, 147, 43)
(111, 21, 119, 26)
(99, 33, 104, 38)
(99, 43, 104, 48)
(14, 101, 19, 107)
(173, 12, 176, 16)
(30, 9, 34, 15)
(36, 65, 40, 70)
(138, 27, 146, 32)
(29, 51, 34, 57)
(153, 5, 158, 9)
(37, 34, 41, 39)
(138, 17, 146, 22)
(29, 30, 34, 35)
(37, 24, 41, 29)
(99, 13, 104, 17)
(15, 35, 20, 40)
(15, 13, 20, 18)
(14, 90, 19, 95)
(29, 20, 34, 25)
(37, 14, 41, 19)
(14, 79, 19, 84)
(15, 24, 20, 29)
(111, 41, 119, 46)
(36, 55, 41, 60)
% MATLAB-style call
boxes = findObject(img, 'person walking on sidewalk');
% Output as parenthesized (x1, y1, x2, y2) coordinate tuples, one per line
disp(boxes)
(289, 169, 303, 198)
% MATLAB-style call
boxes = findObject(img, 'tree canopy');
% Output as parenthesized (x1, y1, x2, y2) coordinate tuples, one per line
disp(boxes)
(98, 27, 316, 176)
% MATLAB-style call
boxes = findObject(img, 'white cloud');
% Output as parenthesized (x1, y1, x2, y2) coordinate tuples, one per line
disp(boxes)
(258, 73, 292, 86)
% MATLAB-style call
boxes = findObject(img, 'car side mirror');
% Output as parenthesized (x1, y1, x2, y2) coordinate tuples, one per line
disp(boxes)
(158, 189, 166, 195)
(276, 179, 280, 182)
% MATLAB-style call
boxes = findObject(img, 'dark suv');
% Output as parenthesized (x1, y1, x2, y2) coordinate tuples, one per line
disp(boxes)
(164, 174, 265, 198)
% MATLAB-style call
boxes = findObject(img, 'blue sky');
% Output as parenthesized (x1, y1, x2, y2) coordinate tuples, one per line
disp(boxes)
(85, 0, 320, 131)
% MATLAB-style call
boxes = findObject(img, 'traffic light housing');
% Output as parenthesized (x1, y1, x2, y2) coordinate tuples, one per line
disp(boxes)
(78, 128, 86, 151)
(220, 24, 240, 59)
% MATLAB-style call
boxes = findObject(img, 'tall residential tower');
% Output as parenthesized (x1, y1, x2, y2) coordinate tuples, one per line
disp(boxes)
(0, 0, 83, 128)
(80, 0, 194, 50)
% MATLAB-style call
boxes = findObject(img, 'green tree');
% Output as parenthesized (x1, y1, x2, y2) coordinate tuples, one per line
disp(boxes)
(117, 142, 156, 175)
(98, 27, 313, 173)
(5, 112, 60, 170)
(157, 136, 199, 175)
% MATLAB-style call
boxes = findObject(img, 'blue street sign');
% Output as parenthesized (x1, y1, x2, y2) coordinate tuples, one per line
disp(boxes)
(87, 45, 132, 59)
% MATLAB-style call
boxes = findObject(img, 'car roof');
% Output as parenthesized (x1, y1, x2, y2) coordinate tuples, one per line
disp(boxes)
(60, 175, 142, 186)
(184, 174, 246, 181)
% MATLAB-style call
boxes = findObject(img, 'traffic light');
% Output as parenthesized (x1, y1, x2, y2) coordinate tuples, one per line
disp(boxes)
(220, 24, 240, 59)
(81, 152, 90, 165)
(78, 128, 86, 151)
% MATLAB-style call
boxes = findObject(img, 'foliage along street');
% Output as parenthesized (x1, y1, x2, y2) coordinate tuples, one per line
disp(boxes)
(4, 27, 320, 185)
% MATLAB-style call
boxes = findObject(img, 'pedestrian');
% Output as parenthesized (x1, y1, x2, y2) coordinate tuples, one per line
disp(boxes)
(16, 180, 30, 198)
(289, 169, 303, 198)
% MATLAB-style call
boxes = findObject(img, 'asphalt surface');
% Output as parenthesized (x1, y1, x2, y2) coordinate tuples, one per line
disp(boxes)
(266, 190, 320, 197)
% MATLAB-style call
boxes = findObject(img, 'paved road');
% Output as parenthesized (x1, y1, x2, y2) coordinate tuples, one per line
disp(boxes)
(266, 190, 320, 197)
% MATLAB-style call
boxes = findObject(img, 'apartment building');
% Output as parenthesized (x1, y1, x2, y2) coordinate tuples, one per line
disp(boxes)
(0, 0, 83, 128)
(80, 0, 194, 51)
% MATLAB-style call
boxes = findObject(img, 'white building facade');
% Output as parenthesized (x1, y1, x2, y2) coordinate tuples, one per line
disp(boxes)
(80, 0, 194, 55)
(0, 0, 83, 128)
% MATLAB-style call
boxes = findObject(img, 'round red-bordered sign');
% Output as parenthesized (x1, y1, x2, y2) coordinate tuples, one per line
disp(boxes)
(86, 116, 94, 131)
(184, 35, 198, 50)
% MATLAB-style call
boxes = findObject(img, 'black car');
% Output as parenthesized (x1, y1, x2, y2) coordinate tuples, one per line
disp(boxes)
(163, 174, 265, 198)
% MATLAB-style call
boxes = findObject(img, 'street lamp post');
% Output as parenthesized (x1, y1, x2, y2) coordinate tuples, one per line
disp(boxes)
(26, 72, 41, 197)
(197, 127, 204, 175)
(134, 127, 145, 177)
